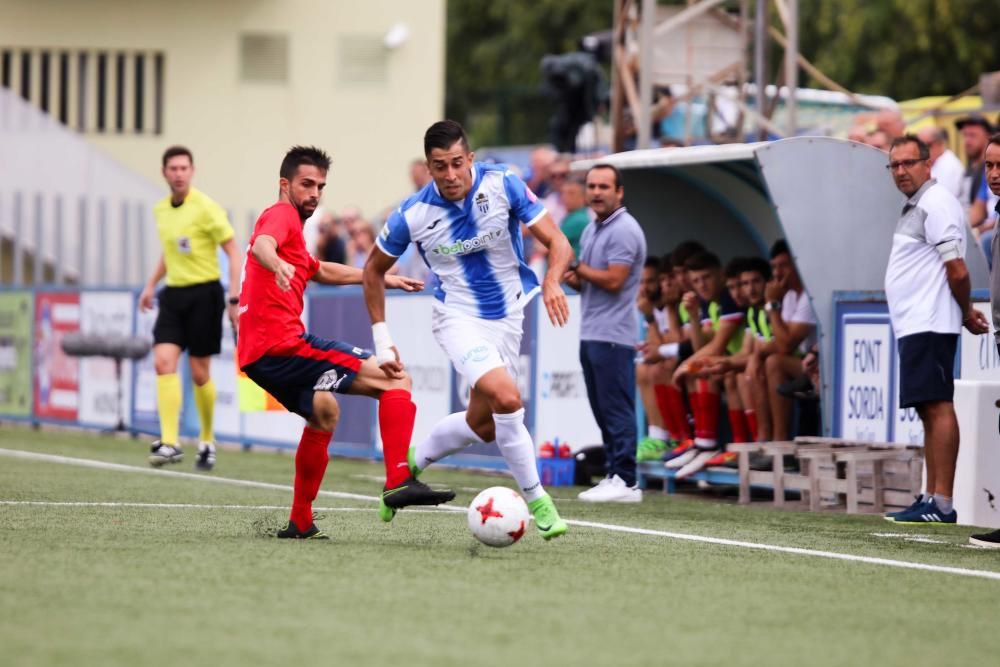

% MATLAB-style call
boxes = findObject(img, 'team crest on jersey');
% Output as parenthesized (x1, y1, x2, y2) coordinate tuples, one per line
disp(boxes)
(177, 236, 191, 254)
(313, 369, 346, 392)
(474, 192, 490, 214)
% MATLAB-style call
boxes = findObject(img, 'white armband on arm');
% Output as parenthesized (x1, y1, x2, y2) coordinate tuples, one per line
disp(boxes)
(371, 321, 396, 365)
(658, 343, 680, 359)
(936, 239, 961, 262)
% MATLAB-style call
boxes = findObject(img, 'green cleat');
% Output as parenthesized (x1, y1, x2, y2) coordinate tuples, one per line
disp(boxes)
(276, 520, 330, 540)
(636, 436, 668, 462)
(528, 493, 568, 541)
(407, 446, 422, 478)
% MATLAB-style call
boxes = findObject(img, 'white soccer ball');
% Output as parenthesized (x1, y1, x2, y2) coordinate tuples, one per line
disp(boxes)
(467, 486, 530, 548)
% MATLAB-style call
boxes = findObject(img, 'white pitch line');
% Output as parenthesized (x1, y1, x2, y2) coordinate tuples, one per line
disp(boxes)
(0, 500, 446, 513)
(3, 447, 999, 582)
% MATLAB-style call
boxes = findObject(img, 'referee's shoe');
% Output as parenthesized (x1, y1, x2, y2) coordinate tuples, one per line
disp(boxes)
(886, 497, 956, 524)
(149, 441, 183, 467)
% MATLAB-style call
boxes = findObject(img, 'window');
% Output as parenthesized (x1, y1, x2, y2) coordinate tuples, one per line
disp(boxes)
(240, 33, 289, 83)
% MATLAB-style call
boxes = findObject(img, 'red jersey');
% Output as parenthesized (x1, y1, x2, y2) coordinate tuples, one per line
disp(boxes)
(237, 202, 320, 368)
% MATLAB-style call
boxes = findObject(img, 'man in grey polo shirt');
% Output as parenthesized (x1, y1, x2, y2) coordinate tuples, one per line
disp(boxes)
(564, 163, 647, 502)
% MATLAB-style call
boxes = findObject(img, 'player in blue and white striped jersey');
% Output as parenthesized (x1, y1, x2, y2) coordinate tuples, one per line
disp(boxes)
(363, 120, 572, 540)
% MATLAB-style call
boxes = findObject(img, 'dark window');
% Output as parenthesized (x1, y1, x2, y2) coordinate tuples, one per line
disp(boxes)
(134, 53, 144, 132)
(154, 52, 163, 135)
(58, 52, 69, 124)
(39, 51, 50, 112)
(1, 50, 11, 88)
(115, 52, 125, 132)
(96, 51, 106, 132)
(77, 52, 88, 130)
(20, 49, 31, 100)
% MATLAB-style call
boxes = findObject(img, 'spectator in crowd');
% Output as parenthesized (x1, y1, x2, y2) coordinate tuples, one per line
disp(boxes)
(541, 156, 571, 225)
(564, 163, 647, 502)
(957, 115, 993, 208)
(305, 207, 347, 264)
(847, 124, 868, 144)
(916, 126, 964, 200)
(749, 240, 817, 442)
(410, 158, 431, 191)
(866, 129, 891, 152)
(346, 216, 377, 269)
(559, 177, 589, 256)
(883, 134, 988, 524)
(876, 109, 907, 142)
(663, 251, 746, 478)
(972, 133, 1000, 547)
(525, 146, 557, 198)
(971, 176, 1000, 269)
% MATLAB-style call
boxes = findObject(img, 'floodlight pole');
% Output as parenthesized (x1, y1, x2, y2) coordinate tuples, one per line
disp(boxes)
(754, 0, 768, 140)
(784, 0, 798, 136)
(637, 0, 656, 149)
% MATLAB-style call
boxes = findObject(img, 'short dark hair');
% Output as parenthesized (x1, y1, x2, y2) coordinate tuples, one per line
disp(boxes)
(658, 253, 674, 275)
(769, 239, 790, 260)
(280, 145, 331, 180)
(671, 240, 706, 269)
(684, 251, 721, 272)
(988, 132, 1000, 152)
(424, 120, 470, 156)
(741, 256, 772, 281)
(587, 163, 623, 189)
(162, 145, 193, 167)
(724, 257, 747, 280)
(644, 256, 660, 270)
(889, 134, 930, 161)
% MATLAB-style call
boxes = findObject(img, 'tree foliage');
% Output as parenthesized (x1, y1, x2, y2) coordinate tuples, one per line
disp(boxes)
(445, 0, 613, 146)
(797, 0, 1000, 100)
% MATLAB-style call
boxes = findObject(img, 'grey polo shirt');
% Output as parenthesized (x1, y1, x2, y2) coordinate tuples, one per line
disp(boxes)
(578, 206, 647, 345)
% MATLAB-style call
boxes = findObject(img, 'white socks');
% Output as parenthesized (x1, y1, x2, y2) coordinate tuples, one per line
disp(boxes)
(493, 409, 545, 502)
(413, 411, 483, 471)
(648, 425, 670, 441)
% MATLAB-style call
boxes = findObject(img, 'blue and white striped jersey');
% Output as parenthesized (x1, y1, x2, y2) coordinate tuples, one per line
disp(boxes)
(376, 162, 547, 320)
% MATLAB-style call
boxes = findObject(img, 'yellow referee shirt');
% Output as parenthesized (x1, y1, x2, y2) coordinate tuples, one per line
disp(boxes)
(154, 188, 234, 287)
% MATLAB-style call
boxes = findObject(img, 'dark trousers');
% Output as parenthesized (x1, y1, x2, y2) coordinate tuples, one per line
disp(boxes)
(579, 340, 637, 486)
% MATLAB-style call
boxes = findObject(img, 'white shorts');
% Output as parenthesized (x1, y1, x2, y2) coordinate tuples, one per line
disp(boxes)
(432, 302, 524, 388)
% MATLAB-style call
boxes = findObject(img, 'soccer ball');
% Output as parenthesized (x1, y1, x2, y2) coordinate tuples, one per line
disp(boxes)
(467, 486, 530, 548)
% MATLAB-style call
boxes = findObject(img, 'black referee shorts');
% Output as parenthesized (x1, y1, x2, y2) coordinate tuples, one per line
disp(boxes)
(153, 281, 225, 357)
(897, 331, 959, 409)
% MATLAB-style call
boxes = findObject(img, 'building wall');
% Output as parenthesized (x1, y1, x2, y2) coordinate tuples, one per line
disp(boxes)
(0, 0, 445, 239)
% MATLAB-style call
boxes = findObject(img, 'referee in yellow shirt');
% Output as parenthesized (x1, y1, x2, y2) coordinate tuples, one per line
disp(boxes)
(139, 146, 241, 470)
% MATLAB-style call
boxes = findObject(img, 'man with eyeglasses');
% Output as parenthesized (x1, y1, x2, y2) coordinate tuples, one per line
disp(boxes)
(883, 135, 990, 525)
(970, 133, 1000, 548)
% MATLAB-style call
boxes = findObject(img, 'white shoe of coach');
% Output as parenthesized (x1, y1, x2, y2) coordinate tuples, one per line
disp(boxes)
(579, 474, 642, 503)
(578, 476, 613, 500)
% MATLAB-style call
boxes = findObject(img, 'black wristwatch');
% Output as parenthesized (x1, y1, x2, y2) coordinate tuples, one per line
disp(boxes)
(228, 296, 240, 305)
(569, 259, 580, 271)
(644, 313, 656, 324)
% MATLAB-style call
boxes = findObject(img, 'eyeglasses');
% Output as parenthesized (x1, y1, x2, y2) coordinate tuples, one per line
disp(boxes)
(886, 158, 926, 171)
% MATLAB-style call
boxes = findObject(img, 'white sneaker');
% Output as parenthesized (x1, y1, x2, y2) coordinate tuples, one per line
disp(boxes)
(579, 475, 642, 503)
(578, 476, 612, 500)
(665, 447, 699, 469)
(675, 449, 718, 479)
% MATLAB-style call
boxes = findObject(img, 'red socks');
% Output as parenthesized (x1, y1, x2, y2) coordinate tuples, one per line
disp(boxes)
(744, 409, 758, 442)
(379, 389, 417, 487)
(290, 426, 332, 530)
(728, 409, 750, 443)
(693, 380, 719, 446)
(654, 384, 692, 441)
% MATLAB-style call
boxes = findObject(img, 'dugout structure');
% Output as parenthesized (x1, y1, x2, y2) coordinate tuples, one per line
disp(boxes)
(573, 136, 991, 436)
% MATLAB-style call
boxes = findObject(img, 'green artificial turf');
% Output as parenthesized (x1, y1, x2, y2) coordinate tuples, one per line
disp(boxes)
(1, 427, 999, 667)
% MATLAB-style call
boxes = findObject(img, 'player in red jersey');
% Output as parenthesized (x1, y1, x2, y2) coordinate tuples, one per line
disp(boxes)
(238, 146, 455, 539)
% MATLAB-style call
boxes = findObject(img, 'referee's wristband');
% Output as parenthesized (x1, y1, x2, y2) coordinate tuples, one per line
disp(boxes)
(228, 296, 240, 305)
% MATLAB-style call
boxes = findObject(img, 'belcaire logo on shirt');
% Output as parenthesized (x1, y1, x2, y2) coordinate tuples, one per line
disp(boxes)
(431, 229, 506, 257)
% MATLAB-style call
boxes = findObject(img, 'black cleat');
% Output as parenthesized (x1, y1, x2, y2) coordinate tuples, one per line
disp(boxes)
(379, 476, 456, 522)
(276, 520, 330, 540)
